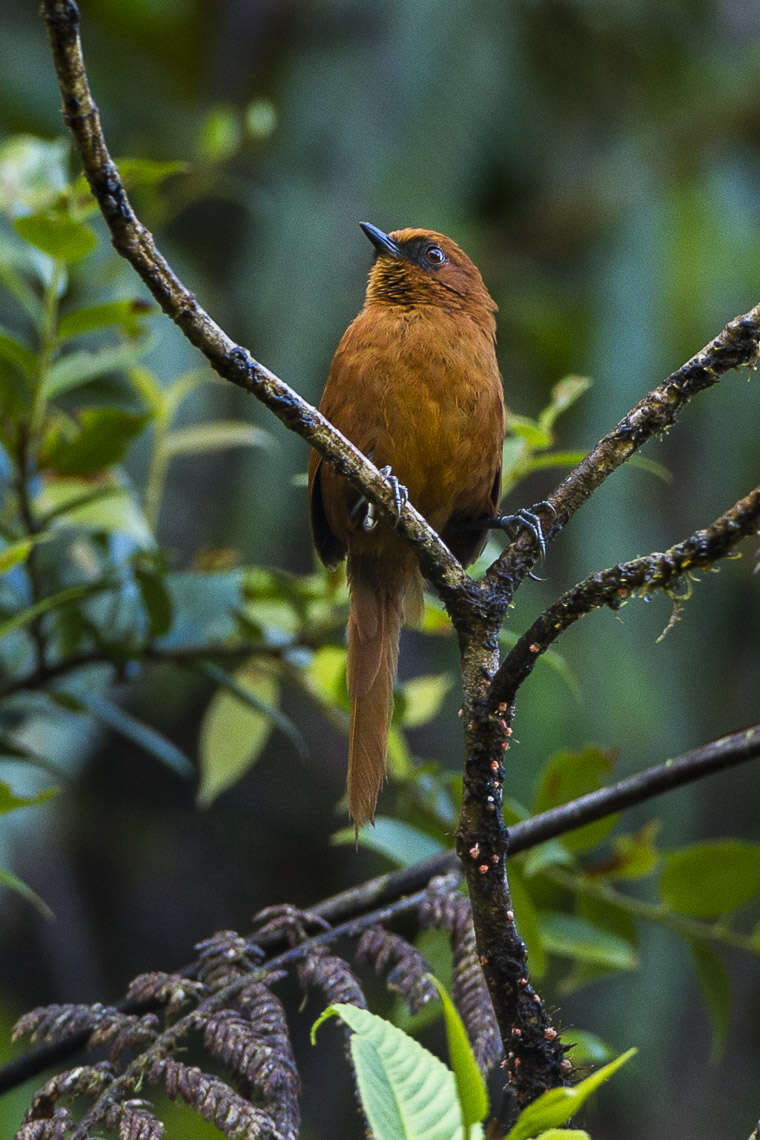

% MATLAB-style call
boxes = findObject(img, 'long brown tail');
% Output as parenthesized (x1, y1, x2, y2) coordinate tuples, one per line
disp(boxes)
(346, 553, 410, 831)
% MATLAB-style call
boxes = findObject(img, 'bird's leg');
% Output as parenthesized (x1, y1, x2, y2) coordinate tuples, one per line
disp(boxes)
(462, 501, 556, 559)
(350, 465, 409, 532)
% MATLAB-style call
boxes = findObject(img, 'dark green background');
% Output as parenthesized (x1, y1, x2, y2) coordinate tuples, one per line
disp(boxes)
(1, 2, 759, 1137)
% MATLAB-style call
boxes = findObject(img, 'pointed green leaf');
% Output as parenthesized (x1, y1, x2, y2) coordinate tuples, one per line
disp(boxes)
(164, 420, 272, 457)
(428, 975, 488, 1128)
(0, 865, 54, 920)
(84, 693, 193, 778)
(0, 538, 34, 575)
(0, 580, 111, 643)
(197, 661, 280, 807)
(687, 939, 730, 1060)
(538, 912, 638, 971)
(533, 747, 617, 852)
(39, 478, 154, 547)
(14, 213, 98, 263)
(504, 1049, 636, 1140)
(134, 568, 173, 639)
(333, 817, 444, 864)
(660, 840, 760, 917)
(0, 326, 36, 378)
(537, 374, 592, 434)
(41, 408, 150, 476)
(0, 781, 59, 815)
(58, 298, 156, 341)
(312, 1003, 481, 1140)
(44, 340, 149, 398)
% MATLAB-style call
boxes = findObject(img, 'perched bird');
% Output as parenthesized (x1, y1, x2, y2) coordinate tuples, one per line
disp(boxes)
(308, 223, 505, 830)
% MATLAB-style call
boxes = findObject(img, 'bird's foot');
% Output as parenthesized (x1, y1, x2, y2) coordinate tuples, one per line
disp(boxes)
(378, 465, 408, 521)
(489, 500, 556, 559)
(351, 466, 409, 532)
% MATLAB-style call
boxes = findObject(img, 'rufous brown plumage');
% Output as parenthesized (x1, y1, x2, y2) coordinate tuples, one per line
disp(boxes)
(308, 223, 504, 831)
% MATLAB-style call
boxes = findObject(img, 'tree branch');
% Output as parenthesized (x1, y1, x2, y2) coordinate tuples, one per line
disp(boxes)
(1, 722, 757, 1097)
(491, 483, 760, 706)
(485, 307, 760, 593)
(40, 0, 470, 609)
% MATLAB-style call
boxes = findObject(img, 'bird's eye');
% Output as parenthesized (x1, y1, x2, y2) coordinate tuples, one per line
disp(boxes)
(425, 244, 446, 265)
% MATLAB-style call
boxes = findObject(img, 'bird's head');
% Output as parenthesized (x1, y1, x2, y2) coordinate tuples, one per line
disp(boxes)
(360, 222, 497, 326)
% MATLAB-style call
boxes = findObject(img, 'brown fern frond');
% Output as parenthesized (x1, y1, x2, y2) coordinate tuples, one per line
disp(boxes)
(252, 904, 330, 944)
(13, 1004, 106, 1046)
(356, 925, 437, 1014)
(420, 876, 501, 1073)
(235, 981, 300, 1139)
(89, 1011, 159, 1061)
(20, 1062, 114, 1123)
(298, 945, 367, 1009)
(195, 930, 264, 991)
(149, 1058, 280, 1139)
(117, 1099, 164, 1139)
(125, 971, 206, 1013)
(15, 1109, 71, 1140)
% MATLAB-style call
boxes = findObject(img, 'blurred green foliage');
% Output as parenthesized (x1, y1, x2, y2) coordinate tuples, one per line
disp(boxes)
(1, 1, 760, 1137)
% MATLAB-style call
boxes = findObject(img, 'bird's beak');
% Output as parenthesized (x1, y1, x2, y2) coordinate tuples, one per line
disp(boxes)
(359, 221, 402, 258)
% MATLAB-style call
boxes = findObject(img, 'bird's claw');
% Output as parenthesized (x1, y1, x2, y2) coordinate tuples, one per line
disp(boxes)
(351, 466, 408, 533)
(378, 465, 408, 521)
(494, 500, 556, 560)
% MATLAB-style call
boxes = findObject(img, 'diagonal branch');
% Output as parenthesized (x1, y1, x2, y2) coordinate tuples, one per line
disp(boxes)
(485, 307, 760, 593)
(40, 0, 470, 607)
(490, 483, 760, 707)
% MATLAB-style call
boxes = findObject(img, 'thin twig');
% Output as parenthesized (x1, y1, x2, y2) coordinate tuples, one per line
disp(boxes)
(485, 307, 760, 594)
(491, 484, 760, 706)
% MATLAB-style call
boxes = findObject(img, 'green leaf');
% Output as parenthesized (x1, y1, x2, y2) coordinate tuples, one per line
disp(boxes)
(58, 298, 156, 341)
(533, 746, 618, 853)
(504, 1048, 636, 1140)
(39, 477, 155, 547)
(507, 416, 552, 449)
(538, 912, 639, 971)
(83, 693, 194, 778)
(660, 840, 760, 917)
(537, 374, 592, 434)
(197, 661, 280, 807)
(115, 156, 190, 188)
(134, 567, 173, 639)
(428, 975, 488, 1129)
(0, 781, 59, 815)
(563, 1030, 614, 1066)
(43, 340, 150, 399)
(0, 326, 36, 378)
(0, 580, 111, 643)
(396, 673, 453, 728)
(0, 865, 54, 920)
(312, 1003, 480, 1140)
(687, 939, 730, 1060)
(0, 136, 69, 214)
(0, 538, 34, 575)
(333, 817, 444, 864)
(14, 212, 98, 264)
(41, 408, 150, 476)
(607, 822, 660, 881)
(164, 420, 272, 457)
(526, 1131, 590, 1139)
